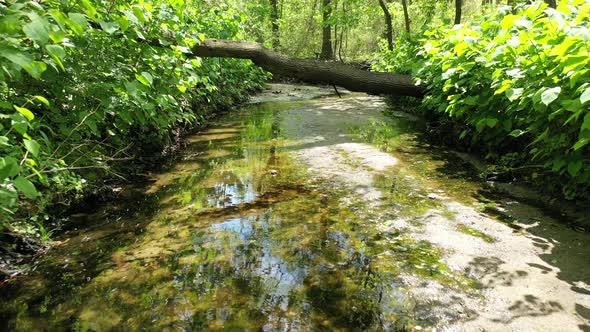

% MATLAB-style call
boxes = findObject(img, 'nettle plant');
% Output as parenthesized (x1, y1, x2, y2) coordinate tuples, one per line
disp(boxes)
(0, 0, 267, 232)
(411, 0, 589, 198)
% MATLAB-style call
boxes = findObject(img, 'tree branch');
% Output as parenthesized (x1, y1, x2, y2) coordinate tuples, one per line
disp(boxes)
(191, 39, 424, 97)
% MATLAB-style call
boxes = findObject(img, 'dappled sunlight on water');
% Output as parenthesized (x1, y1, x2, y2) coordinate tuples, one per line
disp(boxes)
(2, 86, 590, 331)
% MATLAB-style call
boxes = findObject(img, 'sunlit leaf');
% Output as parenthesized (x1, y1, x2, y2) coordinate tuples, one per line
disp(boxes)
(541, 87, 561, 106)
(23, 139, 40, 157)
(34, 96, 50, 107)
(14, 106, 34, 121)
(581, 88, 590, 104)
(135, 72, 153, 86)
(23, 61, 47, 79)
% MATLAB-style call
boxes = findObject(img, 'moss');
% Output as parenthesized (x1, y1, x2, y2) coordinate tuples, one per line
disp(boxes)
(456, 224, 496, 243)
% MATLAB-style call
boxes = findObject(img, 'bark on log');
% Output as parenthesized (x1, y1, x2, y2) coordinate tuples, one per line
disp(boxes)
(191, 39, 424, 98)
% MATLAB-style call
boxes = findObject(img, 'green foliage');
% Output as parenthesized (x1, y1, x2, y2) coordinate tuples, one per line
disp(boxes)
(373, 36, 421, 75)
(375, 0, 590, 198)
(0, 0, 268, 234)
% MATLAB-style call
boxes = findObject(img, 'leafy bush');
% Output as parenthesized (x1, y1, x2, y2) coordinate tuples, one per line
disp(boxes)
(0, 0, 268, 234)
(374, 0, 590, 198)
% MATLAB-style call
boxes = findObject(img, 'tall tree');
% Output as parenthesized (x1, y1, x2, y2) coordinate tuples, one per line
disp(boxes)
(378, 0, 394, 51)
(320, 0, 334, 60)
(270, 0, 280, 49)
(454, 0, 462, 25)
(401, 0, 411, 33)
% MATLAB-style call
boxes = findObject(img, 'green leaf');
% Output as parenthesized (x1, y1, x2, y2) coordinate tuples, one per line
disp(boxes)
(135, 72, 153, 86)
(124, 81, 142, 97)
(476, 119, 486, 133)
(574, 130, 590, 150)
(569, 27, 590, 41)
(0, 187, 18, 208)
(98, 20, 120, 34)
(541, 87, 561, 106)
(500, 15, 516, 30)
(486, 118, 498, 127)
(0, 45, 33, 68)
(10, 114, 28, 135)
(573, 138, 589, 150)
(581, 88, 590, 104)
(0, 157, 19, 180)
(123, 10, 139, 25)
(132, 6, 147, 23)
(23, 139, 40, 157)
(34, 96, 50, 107)
(567, 160, 583, 177)
(581, 112, 590, 131)
(45, 44, 66, 70)
(23, 61, 47, 79)
(0, 136, 11, 147)
(14, 106, 34, 121)
(509, 129, 526, 137)
(23, 17, 50, 46)
(514, 19, 532, 30)
(49, 30, 66, 43)
(506, 88, 523, 101)
(13, 176, 39, 199)
(67, 13, 88, 35)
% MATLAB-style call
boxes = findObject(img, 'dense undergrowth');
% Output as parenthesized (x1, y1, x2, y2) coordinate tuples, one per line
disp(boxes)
(374, 0, 590, 199)
(0, 0, 268, 238)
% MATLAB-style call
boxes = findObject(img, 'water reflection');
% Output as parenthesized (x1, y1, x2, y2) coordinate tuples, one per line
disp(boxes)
(0, 98, 415, 330)
(0, 92, 506, 331)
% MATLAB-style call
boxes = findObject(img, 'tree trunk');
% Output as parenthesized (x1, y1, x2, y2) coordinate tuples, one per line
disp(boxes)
(270, 0, 280, 49)
(378, 0, 394, 51)
(401, 0, 411, 33)
(192, 39, 424, 97)
(320, 0, 334, 60)
(454, 0, 462, 25)
(544, 0, 557, 8)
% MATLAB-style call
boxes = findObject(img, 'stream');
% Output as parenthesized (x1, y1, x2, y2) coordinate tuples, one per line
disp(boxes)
(1, 84, 589, 331)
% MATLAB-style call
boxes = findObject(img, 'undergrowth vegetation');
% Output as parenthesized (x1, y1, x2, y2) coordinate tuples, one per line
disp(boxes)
(0, 0, 268, 236)
(374, 0, 590, 199)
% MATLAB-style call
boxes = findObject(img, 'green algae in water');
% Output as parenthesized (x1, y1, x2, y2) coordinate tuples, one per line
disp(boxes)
(456, 224, 496, 243)
(373, 172, 441, 219)
(1, 95, 480, 331)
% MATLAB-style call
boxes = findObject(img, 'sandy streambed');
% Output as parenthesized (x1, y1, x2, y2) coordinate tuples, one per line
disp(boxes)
(1, 84, 588, 332)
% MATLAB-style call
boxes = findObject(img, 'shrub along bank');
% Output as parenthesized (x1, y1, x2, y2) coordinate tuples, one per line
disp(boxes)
(374, 0, 590, 199)
(0, 0, 268, 240)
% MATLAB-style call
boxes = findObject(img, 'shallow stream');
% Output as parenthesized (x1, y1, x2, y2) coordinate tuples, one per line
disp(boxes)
(1, 84, 589, 331)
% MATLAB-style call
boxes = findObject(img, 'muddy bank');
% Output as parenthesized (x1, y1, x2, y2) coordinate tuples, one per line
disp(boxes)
(1, 84, 589, 331)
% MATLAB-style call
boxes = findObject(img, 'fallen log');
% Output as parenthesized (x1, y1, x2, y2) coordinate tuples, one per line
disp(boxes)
(191, 39, 424, 98)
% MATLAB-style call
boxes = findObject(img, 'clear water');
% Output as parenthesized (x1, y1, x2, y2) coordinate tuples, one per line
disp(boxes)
(1, 87, 588, 331)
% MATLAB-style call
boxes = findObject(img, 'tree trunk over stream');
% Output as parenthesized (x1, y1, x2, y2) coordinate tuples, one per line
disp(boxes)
(191, 39, 424, 97)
